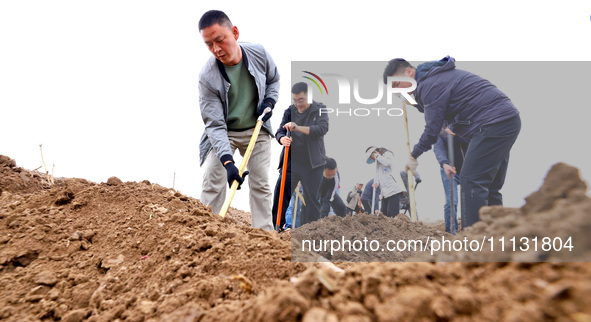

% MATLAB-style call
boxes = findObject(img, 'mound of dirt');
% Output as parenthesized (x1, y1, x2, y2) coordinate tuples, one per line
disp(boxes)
(0, 155, 50, 195)
(0, 156, 305, 321)
(2, 155, 591, 322)
(410, 162, 591, 262)
(291, 213, 447, 262)
(196, 163, 591, 321)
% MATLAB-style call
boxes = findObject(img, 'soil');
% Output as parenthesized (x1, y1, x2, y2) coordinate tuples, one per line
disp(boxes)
(1, 155, 590, 321)
(0, 155, 305, 321)
(410, 163, 591, 262)
(291, 213, 447, 262)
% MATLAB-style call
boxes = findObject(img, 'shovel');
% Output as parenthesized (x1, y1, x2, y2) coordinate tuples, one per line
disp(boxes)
(402, 101, 418, 222)
(447, 132, 457, 234)
(276, 131, 291, 229)
(372, 163, 378, 215)
(292, 181, 302, 229)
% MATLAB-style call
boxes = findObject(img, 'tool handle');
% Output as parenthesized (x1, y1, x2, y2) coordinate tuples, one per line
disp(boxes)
(407, 169, 418, 220)
(446, 132, 457, 232)
(292, 183, 300, 229)
(257, 107, 272, 121)
(219, 119, 265, 217)
(219, 180, 239, 218)
(276, 144, 290, 227)
(402, 101, 418, 222)
(446, 133, 455, 167)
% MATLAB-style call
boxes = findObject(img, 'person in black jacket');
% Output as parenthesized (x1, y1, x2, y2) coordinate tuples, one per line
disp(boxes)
(272, 82, 329, 229)
(319, 158, 347, 218)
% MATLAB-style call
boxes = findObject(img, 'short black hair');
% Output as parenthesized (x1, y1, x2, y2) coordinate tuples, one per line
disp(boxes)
(324, 157, 337, 170)
(291, 82, 308, 95)
(383, 58, 413, 84)
(199, 10, 233, 31)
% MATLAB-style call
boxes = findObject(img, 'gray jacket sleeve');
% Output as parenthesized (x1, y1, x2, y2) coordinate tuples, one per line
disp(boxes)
(309, 107, 329, 137)
(198, 77, 232, 161)
(263, 47, 280, 106)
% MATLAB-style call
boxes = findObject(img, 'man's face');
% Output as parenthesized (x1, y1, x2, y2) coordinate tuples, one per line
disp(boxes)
(292, 92, 310, 111)
(323, 168, 337, 179)
(356, 184, 363, 190)
(390, 67, 416, 89)
(200, 23, 241, 66)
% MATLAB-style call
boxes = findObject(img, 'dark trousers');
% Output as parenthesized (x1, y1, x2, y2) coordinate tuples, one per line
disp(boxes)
(361, 200, 374, 214)
(381, 193, 401, 218)
(320, 193, 347, 218)
(460, 115, 521, 229)
(272, 159, 323, 229)
(347, 204, 362, 216)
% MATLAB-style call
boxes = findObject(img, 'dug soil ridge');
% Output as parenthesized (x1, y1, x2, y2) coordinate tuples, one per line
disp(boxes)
(1, 155, 590, 321)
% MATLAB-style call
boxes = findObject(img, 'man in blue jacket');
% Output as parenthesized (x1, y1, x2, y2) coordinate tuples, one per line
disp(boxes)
(198, 10, 280, 231)
(383, 57, 521, 229)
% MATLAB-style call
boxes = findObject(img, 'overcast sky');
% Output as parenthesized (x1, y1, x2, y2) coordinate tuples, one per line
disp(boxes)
(1, 1, 590, 222)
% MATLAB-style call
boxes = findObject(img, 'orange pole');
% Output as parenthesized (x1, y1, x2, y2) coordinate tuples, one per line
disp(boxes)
(276, 132, 291, 228)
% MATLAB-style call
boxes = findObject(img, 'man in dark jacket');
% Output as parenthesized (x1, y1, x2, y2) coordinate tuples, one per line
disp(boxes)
(383, 56, 521, 229)
(272, 82, 329, 228)
(319, 158, 347, 218)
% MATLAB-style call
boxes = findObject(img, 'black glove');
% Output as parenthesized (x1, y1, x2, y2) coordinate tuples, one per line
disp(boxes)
(257, 101, 273, 122)
(223, 161, 249, 189)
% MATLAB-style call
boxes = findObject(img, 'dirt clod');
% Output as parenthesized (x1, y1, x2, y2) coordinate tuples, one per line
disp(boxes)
(105, 176, 123, 186)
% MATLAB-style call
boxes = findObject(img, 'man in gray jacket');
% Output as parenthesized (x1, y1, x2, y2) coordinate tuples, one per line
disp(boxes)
(198, 10, 280, 231)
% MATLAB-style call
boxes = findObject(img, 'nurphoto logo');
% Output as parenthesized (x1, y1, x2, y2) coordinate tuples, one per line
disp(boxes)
(303, 71, 417, 117)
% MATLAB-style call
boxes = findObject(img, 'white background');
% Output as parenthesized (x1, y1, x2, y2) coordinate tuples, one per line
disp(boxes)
(1, 1, 590, 222)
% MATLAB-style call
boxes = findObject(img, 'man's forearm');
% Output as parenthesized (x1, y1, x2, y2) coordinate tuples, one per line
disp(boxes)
(295, 125, 310, 135)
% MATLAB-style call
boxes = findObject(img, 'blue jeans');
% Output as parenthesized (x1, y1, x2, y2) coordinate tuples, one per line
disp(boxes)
(285, 190, 302, 229)
(441, 167, 460, 234)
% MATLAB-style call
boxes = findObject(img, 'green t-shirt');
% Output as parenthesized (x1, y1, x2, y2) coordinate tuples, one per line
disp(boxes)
(224, 60, 259, 131)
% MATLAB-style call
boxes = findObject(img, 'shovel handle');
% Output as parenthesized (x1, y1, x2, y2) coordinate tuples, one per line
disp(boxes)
(219, 117, 266, 218)
(276, 130, 291, 227)
(402, 101, 418, 222)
